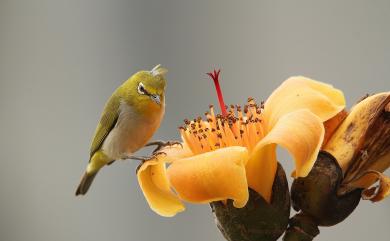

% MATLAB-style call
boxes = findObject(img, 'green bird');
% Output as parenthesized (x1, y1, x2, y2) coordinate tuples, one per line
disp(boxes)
(76, 65, 170, 195)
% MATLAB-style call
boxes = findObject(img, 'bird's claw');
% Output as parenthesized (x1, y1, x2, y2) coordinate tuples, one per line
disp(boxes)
(153, 151, 167, 157)
(145, 140, 182, 153)
(135, 151, 167, 174)
(133, 142, 176, 174)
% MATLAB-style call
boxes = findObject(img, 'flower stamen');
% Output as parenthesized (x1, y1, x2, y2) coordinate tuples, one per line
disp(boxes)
(179, 98, 264, 154)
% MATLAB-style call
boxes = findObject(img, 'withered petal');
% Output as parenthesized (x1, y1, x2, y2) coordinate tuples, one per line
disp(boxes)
(341, 170, 390, 202)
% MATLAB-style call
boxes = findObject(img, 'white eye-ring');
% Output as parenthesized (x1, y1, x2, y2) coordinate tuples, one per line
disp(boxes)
(138, 82, 146, 95)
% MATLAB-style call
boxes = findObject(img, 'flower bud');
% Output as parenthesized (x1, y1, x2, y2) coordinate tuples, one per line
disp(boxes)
(211, 163, 290, 241)
(290, 152, 361, 227)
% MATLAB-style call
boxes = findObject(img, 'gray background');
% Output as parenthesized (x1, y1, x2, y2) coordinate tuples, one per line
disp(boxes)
(0, 0, 389, 240)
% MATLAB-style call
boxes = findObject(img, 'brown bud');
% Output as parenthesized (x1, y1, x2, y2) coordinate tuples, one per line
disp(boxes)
(290, 152, 361, 227)
(211, 163, 290, 241)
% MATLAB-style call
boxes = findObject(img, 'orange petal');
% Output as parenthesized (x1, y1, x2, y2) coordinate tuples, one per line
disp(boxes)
(247, 110, 325, 202)
(245, 144, 278, 203)
(167, 146, 249, 208)
(322, 109, 348, 147)
(137, 145, 188, 217)
(263, 76, 345, 131)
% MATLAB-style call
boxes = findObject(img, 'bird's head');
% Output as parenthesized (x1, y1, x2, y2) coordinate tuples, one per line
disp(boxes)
(120, 65, 167, 112)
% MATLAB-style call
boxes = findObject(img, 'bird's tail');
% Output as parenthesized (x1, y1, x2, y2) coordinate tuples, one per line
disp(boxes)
(76, 151, 109, 196)
(75, 171, 98, 195)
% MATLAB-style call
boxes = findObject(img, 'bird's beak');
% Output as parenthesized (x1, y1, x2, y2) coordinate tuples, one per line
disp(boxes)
(150, 94, 161, 105)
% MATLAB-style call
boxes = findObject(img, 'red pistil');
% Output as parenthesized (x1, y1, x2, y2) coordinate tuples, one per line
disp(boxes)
(207, 69, 228, 116)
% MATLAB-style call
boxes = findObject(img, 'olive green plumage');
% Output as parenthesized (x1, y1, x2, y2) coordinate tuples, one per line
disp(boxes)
(89, 95, 120, 159)
(76, 65, 167, 195)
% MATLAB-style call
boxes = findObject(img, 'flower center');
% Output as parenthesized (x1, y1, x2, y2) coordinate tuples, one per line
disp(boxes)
(180, 98, 265, 154)
(179, 70, 265, 154)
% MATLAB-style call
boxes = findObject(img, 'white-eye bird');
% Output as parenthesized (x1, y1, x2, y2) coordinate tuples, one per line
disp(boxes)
(76, 65, 169, 195)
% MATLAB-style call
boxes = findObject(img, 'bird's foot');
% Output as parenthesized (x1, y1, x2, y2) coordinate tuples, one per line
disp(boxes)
(134, 151, 167, 174)
(145, 140, 182, 153)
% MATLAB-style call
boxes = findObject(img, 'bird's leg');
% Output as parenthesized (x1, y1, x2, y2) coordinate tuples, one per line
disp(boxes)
(109, 155, 155, 165)
(145, 140, 182, 153)
(123, 151, 165, 161)
(126, 155, 153, 161)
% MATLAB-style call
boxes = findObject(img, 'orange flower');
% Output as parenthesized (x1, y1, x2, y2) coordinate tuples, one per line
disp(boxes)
(137, 71, 345, 217)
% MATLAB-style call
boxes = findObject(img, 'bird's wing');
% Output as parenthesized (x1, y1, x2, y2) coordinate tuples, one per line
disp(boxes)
(89, 94, 120, 160)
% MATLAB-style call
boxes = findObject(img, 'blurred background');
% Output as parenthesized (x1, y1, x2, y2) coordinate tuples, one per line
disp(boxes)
(0, 0, 389, 240)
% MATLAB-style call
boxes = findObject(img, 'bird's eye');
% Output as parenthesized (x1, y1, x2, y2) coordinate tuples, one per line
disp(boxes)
(138, 82, 146, 95)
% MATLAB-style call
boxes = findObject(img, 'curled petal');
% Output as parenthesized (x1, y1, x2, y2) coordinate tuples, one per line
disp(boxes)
(263, 76, 345, 131)
(167, 146, 249, 208)
(247, 110, 325, 202)
(341, 171, 390, 202)
(137, 147, 187, 217)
